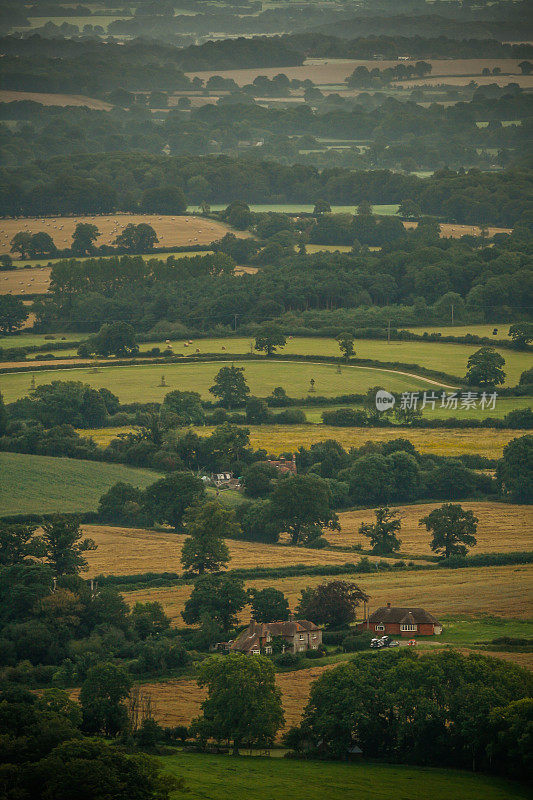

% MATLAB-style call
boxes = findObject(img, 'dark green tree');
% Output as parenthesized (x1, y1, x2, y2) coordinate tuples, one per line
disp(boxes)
(0, 522, 45, 566)
(254, 324, 286, 355)
(0, 295, 28, 334)
(144, 471, 205, 531)
(163, 389, 205, 425)
(297, 580, 368, 628)
(466, 346, 506, 387)
(79, 662, 132, 736)
(209, 365, 250, 409)
(336, 331, 355, 361)
(250, 587, 290, 622)
(358, 507, 402, 554)
(496, 434, 533, 502)
(242, 461, 278, 498)
(270, 474, 339, 545)
(419, 503, 478, 559)
(87, 321, 138, 357)
(182, 573, 248, 630)
(41, 516, 97, 575)
(71, 223, 100, 255)
(180, 501, 236, 575)
(508, 322, 533, 349)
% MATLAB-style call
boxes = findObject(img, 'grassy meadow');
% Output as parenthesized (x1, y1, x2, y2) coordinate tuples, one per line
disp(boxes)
(158, 752, 531, 800)
(0, 359, 455, 405)
(0, 452, 161, 515)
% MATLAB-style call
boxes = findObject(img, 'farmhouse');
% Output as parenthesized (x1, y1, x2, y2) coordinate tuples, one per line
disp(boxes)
(230, 616, 322, 655)
(357, 603, 442, 637)
(267, 454, 297, 475)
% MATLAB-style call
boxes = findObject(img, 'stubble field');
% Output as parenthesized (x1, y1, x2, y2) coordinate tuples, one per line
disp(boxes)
(335, 502, 533, 554)
(0, 214, 247, 257)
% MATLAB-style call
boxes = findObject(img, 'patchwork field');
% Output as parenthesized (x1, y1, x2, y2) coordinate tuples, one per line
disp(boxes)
(0, 452, 160, 516)
(335, 502, 533, 554)
(125, 563, 533, 624)
(83, 424, 524, 459)
(187, 58, 526, 87)
(404, 221, 512, 238)
(158, 752, 531, 800)
(0, 214, 247, 257)
(82, 524, 384, 579)
(0, 90, 113, 110)
(0, 360, 457, 405)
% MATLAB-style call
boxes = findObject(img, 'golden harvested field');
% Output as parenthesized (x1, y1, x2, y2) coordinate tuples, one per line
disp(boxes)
(0, 266, 51, 297)
(0, 90, 113, 110)
(335, 502, 533, 554)
(82, 424, 524, 458)
(187, 58, 525, 87)
(124, 563, 533, 624)
(401, 74, 533, 88)
(0, 214, 247, 257)
(404, 221, 511, 238)
(82, 524, 386, 578)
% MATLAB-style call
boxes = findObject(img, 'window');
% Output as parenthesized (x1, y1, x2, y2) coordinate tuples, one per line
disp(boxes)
(299, 634, 304, 640)
(400, 624, 417, 632)
(312, 634, 317, 639)
(375, 624, 385, 631)
(299, 646, 306, 652)
(266, 633, 271, 642)
(265, 646, 272, 654)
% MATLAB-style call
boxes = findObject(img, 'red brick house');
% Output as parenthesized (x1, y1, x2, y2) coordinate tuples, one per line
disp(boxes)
(357, 603, 442, 637)
(230, 618, 322, 655)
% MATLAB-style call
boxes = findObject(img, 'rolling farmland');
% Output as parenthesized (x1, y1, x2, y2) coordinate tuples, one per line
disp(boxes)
(0, 452, 160, 515)
(335, 502, 533, 554)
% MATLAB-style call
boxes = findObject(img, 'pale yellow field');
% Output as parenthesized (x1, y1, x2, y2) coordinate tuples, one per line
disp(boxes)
(124, 563, 533, 624)
(335, 502, 533, 554)
(0, 214, 247, 257)
(83, 425, 524, 458)
(187, 58, 525, 87)
(404, 221, 511, 238)
(0, 90, 112, 110)
(83, 524, 387, 578)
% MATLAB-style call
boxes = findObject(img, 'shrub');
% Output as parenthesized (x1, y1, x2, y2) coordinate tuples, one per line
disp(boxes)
(342, 632, 373, 652)
(275, 652, 301, 667)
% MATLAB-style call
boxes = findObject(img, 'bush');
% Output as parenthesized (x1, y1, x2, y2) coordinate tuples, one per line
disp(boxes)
(273, 408, 307, 424)
(305, 536, 329, 549)
(275, 651, 301, 667)
(322, 408, 368, 426)
(322, 630, 350, 646)
(342, 632, 373, 652)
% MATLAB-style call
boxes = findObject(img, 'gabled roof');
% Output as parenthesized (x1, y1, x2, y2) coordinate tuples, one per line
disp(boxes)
(230, 618, 320, 652)
(367, 606, 440, 625)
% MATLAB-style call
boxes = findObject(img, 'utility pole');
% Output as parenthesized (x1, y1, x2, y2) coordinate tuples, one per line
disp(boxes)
(387, 319, 391, 344)
(451, 304, 454, 325)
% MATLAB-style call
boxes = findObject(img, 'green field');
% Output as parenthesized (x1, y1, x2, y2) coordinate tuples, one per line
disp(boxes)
(436, 616, 533, 647)
(159, 752, 530, 800)
(0, 452, 160, 515)
(296, 396, 532, 422)
(0, 360, 457, 405)
(407, 324, 513, 338)
(0, 332, 80, 348)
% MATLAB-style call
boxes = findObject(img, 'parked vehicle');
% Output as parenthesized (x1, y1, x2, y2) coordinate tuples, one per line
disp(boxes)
(370, 636, 400, 649)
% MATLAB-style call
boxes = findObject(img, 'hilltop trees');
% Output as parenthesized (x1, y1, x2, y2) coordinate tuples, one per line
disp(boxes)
(359, 507, 402, 554)
(419, 503, 478, 559)
(466, 347, 506, 387)
(497, 434, 533, 502)
(193, 653, 284, 754)
(79, 662, 132, 736)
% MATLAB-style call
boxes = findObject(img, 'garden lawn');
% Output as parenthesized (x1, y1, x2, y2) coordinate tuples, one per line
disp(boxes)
(158, 752, 530, 800)
(0, 452, 160, 515)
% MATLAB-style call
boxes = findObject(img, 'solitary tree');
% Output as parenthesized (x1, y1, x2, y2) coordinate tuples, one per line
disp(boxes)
(193, 653, 284, 754)
(254, 324, 286, 355)
(313, 199, 331, 215)
(359, 507, 402, 554)
(114, 223, 158, 252)
(87, 321, 138, 357)
(210, 365, 250, 409)
(419, 503, 478, 559)
(72, 223, 100, 255)
(144, 472, 205, 531)
(80, 662, 132, 736)
(180, 501, 236, 575)
(466, 346, 506, 387)
(496, 434, 533, 502)
(250, 587, 290, 622)
(41, 516, 97, 575)
(10, 232, 33, 259)
(336, 331, 355, 361)
(297, 580, 369, 627)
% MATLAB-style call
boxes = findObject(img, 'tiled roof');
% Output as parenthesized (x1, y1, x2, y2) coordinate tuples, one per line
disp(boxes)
(230, 618, 320, 652)
(367, 606, 440, 625)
